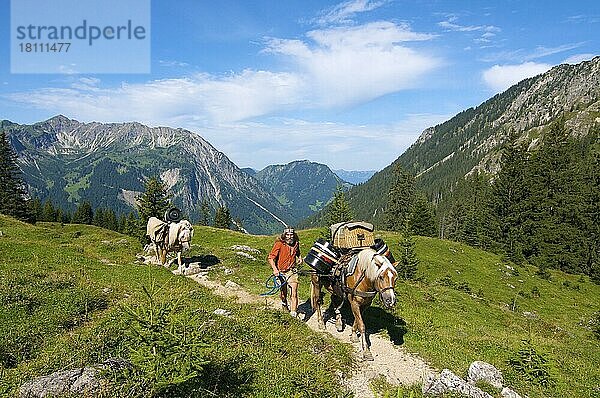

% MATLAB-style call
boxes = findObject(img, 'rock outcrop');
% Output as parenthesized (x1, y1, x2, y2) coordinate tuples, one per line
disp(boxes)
(467, 361, 504, 389)
(19, 358, 131, 398)
(423, 361, 523, 398)
(423, 369, 493, 398)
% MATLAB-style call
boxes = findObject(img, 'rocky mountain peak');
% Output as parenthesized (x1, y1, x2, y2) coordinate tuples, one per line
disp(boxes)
(3, 117, 294, 234)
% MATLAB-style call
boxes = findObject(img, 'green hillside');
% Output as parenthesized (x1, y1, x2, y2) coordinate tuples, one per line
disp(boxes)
(194, 227, 600, 398)
(1, 215, 599, 397)
(0, 215, 353, 397)
(345, 58, 599, 228)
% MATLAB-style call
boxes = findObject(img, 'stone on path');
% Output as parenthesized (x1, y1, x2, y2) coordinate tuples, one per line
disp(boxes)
(501, 387, 523, 398)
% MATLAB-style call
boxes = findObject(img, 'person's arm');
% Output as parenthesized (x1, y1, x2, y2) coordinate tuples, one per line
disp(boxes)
(269, 257, 280, 276)
(268, 242, 281, 275)
(295, 242, 302, 265)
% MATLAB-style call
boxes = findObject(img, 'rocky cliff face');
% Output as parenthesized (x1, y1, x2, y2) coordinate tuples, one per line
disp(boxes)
(2, 116, 292, 234)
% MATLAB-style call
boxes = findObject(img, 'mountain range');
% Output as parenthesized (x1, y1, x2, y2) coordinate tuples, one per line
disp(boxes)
(254, 160, 349, 221)
(2, 116, 352, 234)
(3, 57, 598, 234)
(346, 56, 600, 224)
(332, 169, 376, 185)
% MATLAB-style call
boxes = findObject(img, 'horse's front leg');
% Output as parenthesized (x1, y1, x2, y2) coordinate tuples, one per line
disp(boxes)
(349, 299, 373, 361)
(158, 246, 167, 266)
(177, 251, 183, 274)
(153, 242, 160, 263)
(310, 274, 326, 330)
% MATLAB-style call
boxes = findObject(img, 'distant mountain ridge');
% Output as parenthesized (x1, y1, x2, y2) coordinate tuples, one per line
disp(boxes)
(254, 160, 348, 222)
(1, 116, 293, 234)
(347, 57, 600, 224)
(333, 169, 376, 185)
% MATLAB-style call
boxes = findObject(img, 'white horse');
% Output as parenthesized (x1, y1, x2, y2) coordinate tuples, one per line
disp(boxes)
(146, 217, 194, 273)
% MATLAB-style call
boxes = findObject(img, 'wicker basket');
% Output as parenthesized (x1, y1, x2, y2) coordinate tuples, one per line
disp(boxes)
(330, 221, 375, 249)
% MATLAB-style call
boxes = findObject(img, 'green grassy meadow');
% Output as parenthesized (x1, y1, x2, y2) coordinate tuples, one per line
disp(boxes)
(0, 216, 354, 397)
(189, 226, 600, 398)
(1, 216, 599, 397)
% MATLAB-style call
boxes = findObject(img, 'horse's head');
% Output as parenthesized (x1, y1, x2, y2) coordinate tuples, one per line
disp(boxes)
(179, 220, 194, 250)
(372, 254, 398, 309)
(169, 220, 193, 250)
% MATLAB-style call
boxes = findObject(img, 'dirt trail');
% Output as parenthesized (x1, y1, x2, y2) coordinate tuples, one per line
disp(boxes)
(187, 273, 435, 398)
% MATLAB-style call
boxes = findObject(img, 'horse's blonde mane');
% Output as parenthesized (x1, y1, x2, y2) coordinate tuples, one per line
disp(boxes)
(357, 248, 378, 281)
(357, 248, 395, 281)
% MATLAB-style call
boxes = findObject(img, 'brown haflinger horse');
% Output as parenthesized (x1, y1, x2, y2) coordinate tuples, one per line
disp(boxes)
(310, 248, 398, 360)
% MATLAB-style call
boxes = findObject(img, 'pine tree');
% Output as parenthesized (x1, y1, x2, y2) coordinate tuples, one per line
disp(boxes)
(118, 214, 127, 233)
(324, 185, 354, 226)
(383, 164, 415, 231)
(527, 120, 588, 274)
(490, 137, 530, 263)
(28, 197, 43, 222)
(55, 208, 64, 224)
(103, 208, 118, 231)
(40, 200, 57, 222)
(61, 211, 72, 224)
(123, 212, 139, 236)
(136, 176, 172, 222)
(213, 205, 232, 229)
(410, 192, 436, 237)
(93, 208, 105, 227)
(396, 225, 419, 280)
(199, 200, 211, 226)
(0, 131, 34, 222)
(72, 201, 94, 224)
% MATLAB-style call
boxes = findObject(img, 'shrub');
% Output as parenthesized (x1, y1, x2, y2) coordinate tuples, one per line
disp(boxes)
(508, 339, 554, 386)
(120, 286, 210, 395)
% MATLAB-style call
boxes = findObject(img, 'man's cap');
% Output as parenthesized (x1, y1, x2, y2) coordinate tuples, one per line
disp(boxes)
(284, 228, 295, 234)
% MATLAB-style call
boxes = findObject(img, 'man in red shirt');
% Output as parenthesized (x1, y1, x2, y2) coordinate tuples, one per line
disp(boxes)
(268, 227, 301, 317)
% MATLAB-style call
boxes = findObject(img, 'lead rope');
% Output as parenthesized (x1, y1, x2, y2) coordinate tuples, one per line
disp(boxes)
(260, 273, 289, 296)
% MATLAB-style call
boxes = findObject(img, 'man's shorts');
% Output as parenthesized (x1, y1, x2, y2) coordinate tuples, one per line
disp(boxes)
(281, 267, 298, 284)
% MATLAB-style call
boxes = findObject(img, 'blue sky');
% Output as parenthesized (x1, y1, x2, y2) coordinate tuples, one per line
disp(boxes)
(0, 0, 598, 170)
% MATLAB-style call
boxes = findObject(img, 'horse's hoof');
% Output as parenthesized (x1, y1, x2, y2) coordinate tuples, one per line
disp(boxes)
(336, 323, 343, 332)
(318, 322, 326, 330)
(363, 351, 374, 361)
(350, 334, 359, 343)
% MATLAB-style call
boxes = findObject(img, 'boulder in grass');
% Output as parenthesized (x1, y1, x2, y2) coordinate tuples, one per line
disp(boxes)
(19, 358, 131, 398)
(423, 369, 493, 398)
(501, 387, 523, 398)
(467, 361, 504, 389)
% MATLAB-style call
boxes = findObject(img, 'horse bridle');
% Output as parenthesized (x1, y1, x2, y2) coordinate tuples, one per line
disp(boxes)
(374, 260, 397, 294)
(344, 256, 396, 298)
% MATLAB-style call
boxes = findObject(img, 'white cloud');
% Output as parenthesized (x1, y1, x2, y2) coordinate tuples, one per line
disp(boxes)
(8, 21, 440, 123)
(482, 62, 552, 93)
(438, 16, 500, 33)
(481, 42, 585, 63)
(562, 53, 596, 64)
(266, 22, 440, 107)
(314, 0, 386, 25)
(159, 60, 190, 68)
(8, 71, 305, 125)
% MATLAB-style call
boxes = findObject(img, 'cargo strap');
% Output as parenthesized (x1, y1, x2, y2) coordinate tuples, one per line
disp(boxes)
(344, 269, 377, 298)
